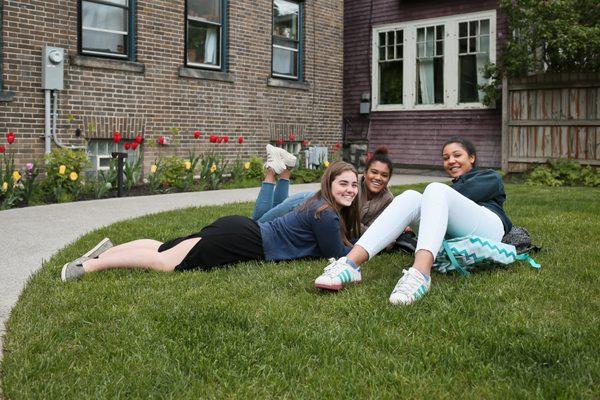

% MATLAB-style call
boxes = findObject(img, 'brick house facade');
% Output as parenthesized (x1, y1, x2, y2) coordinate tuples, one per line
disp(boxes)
(344, 0, 506, 169)
(0, 0, 343, 171)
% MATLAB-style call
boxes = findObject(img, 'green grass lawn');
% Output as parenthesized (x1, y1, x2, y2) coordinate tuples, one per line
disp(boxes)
(2, 184, 599, 399)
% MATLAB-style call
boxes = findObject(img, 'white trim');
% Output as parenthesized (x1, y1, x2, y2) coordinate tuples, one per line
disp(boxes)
(371, 9, 497, 112)
(82, 26, 128, 36)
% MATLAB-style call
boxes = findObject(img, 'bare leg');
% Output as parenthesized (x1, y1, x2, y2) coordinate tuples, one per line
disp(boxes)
(263, 168, 276, 184)
(412, 250, 434, 275)
(82, 237, 201, 273)
(279, 168, 291, 180)
(98, 239, 162, 258)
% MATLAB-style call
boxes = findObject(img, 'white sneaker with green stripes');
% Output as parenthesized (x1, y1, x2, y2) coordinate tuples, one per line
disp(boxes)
(389, 267, 431, 305)
(314, 257, 361, 291)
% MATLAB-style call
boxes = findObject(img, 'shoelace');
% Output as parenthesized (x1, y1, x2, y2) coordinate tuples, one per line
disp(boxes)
(391, 269, 420, 294)
(322, 258, 346, 277)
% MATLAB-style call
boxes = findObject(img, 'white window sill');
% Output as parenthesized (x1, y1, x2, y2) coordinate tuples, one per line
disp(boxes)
(179, 67, 235, 83)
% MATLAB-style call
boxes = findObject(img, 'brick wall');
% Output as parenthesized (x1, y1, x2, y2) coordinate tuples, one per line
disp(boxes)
(344, 0, 506, 169)
(0, 0, 343, 170)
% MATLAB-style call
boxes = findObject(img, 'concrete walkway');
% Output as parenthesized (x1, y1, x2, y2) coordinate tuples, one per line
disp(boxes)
(0, 174, 447, 356)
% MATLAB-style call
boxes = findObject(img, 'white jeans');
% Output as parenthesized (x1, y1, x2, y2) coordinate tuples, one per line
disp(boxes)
(357, 182, 505, 259)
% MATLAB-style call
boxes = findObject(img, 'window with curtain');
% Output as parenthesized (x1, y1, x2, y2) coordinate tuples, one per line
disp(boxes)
(378, 29, 403, 105)
(80, 0, 132, 59)
(416, 25, 444, 105)
(371, 10, 496, 111)
(272, 0, 301, 79)
(459, 19, 490, 103)
(186, 0, 223, 69)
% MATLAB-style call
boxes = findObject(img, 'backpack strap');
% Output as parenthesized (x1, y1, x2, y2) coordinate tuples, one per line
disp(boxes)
(442, 240, 470, 277)
(515, 253, 541, 269)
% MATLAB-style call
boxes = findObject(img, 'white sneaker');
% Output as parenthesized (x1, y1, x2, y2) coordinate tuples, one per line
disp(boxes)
(389, 267, 431, 305)
(265, 144, 287, 174)
(314, 257, 362, 291)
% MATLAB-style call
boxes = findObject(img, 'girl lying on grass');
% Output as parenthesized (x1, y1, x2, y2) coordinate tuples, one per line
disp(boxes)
(61, 161, 361, 281)
(253, 145, 394, 234)
(314, 136, 513, 305)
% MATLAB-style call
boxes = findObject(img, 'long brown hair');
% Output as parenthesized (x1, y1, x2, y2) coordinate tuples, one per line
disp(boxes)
(298, 161, 361, 246)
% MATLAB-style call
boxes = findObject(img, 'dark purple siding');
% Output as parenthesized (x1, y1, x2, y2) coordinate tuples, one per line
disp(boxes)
(344, 0, 507, 168)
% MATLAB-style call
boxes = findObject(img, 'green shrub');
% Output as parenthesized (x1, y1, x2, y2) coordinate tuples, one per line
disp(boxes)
(245, 156, 264, 181)
(41, 148, 91, 202)
(291, 167, 323, 183)
(526, 159, 600, 187)
(199, 153, 228, 190)
(124, 157, 143, 191)
(160, 156, 187, 190)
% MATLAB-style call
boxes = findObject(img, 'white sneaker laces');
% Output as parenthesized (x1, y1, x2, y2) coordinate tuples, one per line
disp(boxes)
(392, 269, 421, 294)
(322, 258, 347, 277)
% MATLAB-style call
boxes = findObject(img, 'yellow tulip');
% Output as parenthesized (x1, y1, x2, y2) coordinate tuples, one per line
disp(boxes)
(12, 170, 21, 182)
(184, 161, 192, 170)
(69, 171, 78, 181)
(1, 182, 7, 192)
(150, 164, 157, 173)
(210, 163, 217, 173)
(323, 160, 330, 168)
(58, 165, 66, 175)
(244, 162, 251, 170)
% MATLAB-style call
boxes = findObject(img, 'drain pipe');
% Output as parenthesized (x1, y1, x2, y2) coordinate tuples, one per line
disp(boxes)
(44, 89, 86, 153)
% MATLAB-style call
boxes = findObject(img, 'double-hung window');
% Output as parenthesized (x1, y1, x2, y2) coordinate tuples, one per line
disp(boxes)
(79, 0, 134, 59)
(186, 0, 225, 69)
(372, 10, 496, 111)
(272, 0, 302, 80)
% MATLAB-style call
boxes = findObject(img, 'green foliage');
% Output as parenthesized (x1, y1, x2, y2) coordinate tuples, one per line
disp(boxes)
(159, 156, 187, 190)
(41, 148, 91, 203)
(479, 0, 600, 106)
(526, 158, 600, 187)
(228, 158, 246, 182)
(146, 160, 164, 192)
(199, 153, 228, 190)
(291, 167, 323, 183)
(244, 156, 264, 181)
(0, 153, 23, 209)
(124, 157, 143, 191)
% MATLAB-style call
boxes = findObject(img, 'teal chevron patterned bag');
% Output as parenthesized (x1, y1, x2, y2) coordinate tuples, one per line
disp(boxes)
(433, 235, 541, 277)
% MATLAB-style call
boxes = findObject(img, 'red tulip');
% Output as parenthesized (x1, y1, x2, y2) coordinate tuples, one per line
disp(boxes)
(0, 145, 5, 153)
(113, 131, 121, 143)
(289, 133, 296, 141)
(132, 142, 139, 150)
(216, 137, 223, 143)
(158, 136, 165, 145)
(238, 136, 244, 144)
(209, 135, 217, 143)
(302, 140, 310, 147)
(194, 130, 201, 139)
(124, 142, 131, 150)
(134, 135, 143, 144)
(277, 138, 284, 146)
(7, 132, 15, 144)
(223, 135, 229, 143)
(334, 142, 342, 150)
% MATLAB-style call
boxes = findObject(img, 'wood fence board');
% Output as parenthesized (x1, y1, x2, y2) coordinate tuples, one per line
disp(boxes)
(561, 88, 570, 119)
(535, 126, 544, 157)
(577, 127, 586, 158)
(561, 126, 569, 157)
(586, 127, 595, 159)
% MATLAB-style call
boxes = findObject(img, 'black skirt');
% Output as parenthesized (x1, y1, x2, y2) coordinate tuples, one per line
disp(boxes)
(158, 215, 265, 271)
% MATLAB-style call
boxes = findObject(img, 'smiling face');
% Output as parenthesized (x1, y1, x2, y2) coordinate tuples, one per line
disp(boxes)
(363, 160, 391, 197)
(442, 142, 475, 178)
(331, 170, 359, 207)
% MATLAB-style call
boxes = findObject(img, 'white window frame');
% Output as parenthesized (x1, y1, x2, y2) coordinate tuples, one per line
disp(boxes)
(80, 0, 132, 59)
(372, 10, 496, 112)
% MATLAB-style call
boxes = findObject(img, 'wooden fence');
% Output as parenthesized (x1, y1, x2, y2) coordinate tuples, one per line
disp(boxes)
(501, 73, 600, 173)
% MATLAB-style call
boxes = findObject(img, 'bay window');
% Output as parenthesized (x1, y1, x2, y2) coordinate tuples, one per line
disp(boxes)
(372, 10, 496, 111)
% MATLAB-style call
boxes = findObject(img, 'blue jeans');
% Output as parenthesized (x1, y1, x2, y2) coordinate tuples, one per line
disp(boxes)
(252, 179, 314, 222)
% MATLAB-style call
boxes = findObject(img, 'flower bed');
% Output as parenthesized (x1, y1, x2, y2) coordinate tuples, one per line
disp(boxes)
(0, 131, 331, 210)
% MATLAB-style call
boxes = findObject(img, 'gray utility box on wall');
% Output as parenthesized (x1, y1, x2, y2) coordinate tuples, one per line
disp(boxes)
(41, 45, 65, 90)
